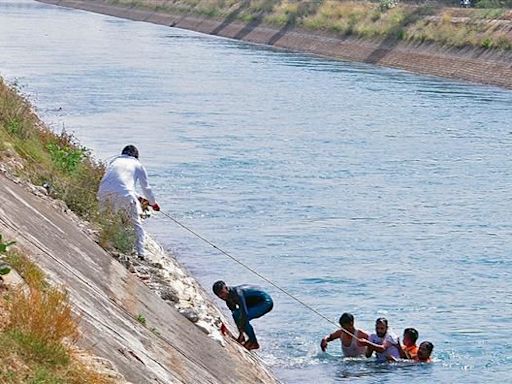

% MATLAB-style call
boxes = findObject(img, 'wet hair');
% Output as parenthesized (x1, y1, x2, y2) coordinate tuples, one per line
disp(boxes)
(404, 328, 419, 343)
(121, 145, 139, 159)
(375, 317, 388, 327)
(212, 280, 227, 296)
(419, 341, 434, 354)
(339, 313, 354, 326)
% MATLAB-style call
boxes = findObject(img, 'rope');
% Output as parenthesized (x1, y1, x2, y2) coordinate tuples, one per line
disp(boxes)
(0, 93, 357, 344)
(157, 210, 357, 335)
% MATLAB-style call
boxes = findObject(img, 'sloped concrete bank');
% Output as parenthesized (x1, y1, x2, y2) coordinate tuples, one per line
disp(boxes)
(38, 0, 512, 89)
(0, 169, 279, 384)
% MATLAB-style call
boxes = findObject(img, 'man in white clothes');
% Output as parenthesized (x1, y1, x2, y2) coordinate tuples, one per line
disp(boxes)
(97, 145, 160, 259)
(360, 317, 400, 362)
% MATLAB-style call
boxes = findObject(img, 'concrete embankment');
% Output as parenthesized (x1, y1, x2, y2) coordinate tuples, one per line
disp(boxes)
(38, 0, 512, 89)
(0, 170, 279, 384)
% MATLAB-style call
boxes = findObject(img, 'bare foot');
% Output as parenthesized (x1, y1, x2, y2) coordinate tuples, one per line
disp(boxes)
(244, 341, 260, 351)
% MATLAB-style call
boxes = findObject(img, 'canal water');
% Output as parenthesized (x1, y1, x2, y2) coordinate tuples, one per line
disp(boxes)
(1, 1, 511, 382)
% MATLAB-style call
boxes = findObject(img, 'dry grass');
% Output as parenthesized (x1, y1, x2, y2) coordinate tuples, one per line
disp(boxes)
(0, 251, 117, 383)
(5, 250, 47, 290)
(302, 1, 410, 37)
(7, 287, 79, 346)
(104, 0, 512, 50)
(404, 9, 512, 49)
(0, 80, 138, 380)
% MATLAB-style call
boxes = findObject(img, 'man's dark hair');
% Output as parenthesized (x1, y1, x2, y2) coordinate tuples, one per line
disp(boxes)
(375, 317, 388, 326)
(420, 341, 434, 353)
(212, 280, 226, 296)
(121, 145, 139, 159)
(404, 328, 419, 343)
(339, 312, 354, 326)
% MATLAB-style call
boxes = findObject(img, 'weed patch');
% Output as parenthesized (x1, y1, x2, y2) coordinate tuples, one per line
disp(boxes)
(136, 313, 147, 326)
(0, 249, 116, 383)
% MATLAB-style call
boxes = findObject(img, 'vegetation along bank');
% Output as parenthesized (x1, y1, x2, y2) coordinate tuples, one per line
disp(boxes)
(38, 0, 512, 88)
(0, 78, 279, 383)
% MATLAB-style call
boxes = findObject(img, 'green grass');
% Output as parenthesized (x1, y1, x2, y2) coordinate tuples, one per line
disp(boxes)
(0, 78, 139, 255)
(103, 0, 512, 50)
(0, 80, 105, 220)
(0, 234, 16, 254)
(97, 209, 136, 254)
(136, 313, 147, 326)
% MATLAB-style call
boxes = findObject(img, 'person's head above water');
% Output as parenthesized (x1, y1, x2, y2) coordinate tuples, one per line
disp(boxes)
(403, 328, 419, 347)
(121, 145, 139, 159)
(375, 317, 388, 338)
(417, 341, 434, 362)
(339, 313, 355, 331)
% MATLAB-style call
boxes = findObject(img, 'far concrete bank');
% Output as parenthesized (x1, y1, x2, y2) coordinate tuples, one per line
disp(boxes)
(38, 0, 512, 89)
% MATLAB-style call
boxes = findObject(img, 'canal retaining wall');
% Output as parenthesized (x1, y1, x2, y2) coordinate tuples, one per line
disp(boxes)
(38, 0, 512, 89)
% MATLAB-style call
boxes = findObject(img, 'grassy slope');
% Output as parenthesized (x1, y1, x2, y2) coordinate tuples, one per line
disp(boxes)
(0, 79, 132, 382)
(0, 79, 135, 254)
(0, 80, 103, 219)
(108, 0, 512, 50)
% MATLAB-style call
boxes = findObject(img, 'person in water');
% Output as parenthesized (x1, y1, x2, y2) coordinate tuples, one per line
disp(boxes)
(320, 312, 369, 357)
(398, 328, 419, 360)
(212, 280, 273, 350)
(415, 341, 434, 362)
(360, 317, 400, 362)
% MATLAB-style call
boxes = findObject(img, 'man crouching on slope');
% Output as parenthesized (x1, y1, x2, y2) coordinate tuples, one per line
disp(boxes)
(213, 280, 273, 351)
(97, 145, 160, 260)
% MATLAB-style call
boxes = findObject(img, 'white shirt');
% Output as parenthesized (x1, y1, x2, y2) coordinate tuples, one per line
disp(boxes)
(97, 154, 156, 205)
(341, 329, 367, 357)
(369, 331, 400, 362)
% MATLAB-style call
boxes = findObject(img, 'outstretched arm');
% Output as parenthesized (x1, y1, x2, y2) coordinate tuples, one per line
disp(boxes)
(360, 338, 386, 354)
(320, 329, 343, 352)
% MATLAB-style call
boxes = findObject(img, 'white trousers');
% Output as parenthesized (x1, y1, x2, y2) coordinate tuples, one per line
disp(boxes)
(99, 194, 145, 257)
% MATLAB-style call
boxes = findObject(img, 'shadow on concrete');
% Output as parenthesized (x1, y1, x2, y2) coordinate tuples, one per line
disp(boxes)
(233, 15, 265, 39)
(267, 20, 295, 45)
(364, 7, 430, 64)
(211, 0, 252, 36)
(267, 1, 323, 46)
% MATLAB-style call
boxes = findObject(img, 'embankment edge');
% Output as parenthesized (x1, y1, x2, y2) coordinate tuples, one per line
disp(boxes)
(37, 0, 512, 89)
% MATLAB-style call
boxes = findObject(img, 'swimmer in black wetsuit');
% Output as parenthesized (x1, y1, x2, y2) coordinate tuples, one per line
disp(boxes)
(213, 280, 273, 350)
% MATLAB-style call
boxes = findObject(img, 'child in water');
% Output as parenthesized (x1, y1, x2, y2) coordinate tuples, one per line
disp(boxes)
(415, 341, 434, 362)
(398, 328, 419, 359)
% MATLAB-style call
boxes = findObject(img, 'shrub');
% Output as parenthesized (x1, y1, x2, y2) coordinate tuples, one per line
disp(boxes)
(46, 141, 86, 175)
(136, 313, 147, 326)
(0, 252, 117, 383)
(5, 251, 46, 290)
(380, 0, 399, 11)
(0, 234, 15, 254)
(481, 36, 494, 47)
(7, 286, 79, 348)
(97, 209, 136, 255)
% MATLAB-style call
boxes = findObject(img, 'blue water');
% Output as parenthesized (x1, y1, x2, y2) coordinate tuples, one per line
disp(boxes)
(1, 1, 512, 382)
